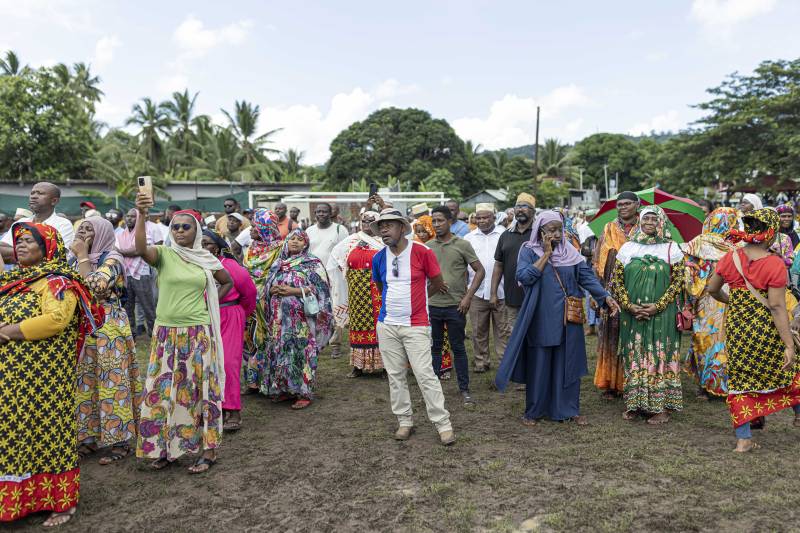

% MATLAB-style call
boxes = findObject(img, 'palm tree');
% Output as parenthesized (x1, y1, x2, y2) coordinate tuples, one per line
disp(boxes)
(222, 100, 282, 165)
(52, 62, 104, 113)
(88, 130, 166, 201)
(190, 127, 274, 182)
(483, 151, 509, 182)
(161, 89, 199, 156)
(538, 138, 572, 180)
(125, 97, 174, 167)
(281, 149, 305, 181)
(0, 50, 29, 76)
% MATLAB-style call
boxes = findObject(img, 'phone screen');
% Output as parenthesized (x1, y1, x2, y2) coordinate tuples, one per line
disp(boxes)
(369, 183, 378, 197)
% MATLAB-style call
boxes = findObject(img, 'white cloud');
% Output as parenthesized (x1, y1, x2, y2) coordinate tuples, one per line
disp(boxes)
(93, 35, 121, 69)
(0, 0, 95, 31)
(690, 0, 778, 39)
(628, 110, 682, 135)
(451, 85, 591, 149)
(374, 78, 420, 100)
(156, 73, 189, 96)
(173, 15, 253, 59)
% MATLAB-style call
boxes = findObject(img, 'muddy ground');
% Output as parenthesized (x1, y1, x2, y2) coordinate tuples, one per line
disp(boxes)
(8, 335, 800, 532)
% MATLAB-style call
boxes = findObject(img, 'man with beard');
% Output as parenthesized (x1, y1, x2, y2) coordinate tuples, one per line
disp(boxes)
(490, 193, 536, 331)
(1, 182, 74, 262)
(777, 204, 800, 250)
(370, 208, 455, 445)
(105, 208, 124, 236)
(215, 197, 250, 237)
(592, 190, 640, 400)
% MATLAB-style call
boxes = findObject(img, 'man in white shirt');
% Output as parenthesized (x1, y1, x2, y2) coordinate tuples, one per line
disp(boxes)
(0, 182, 74, 263)
(307, 202, 349, 357)
(463, 203, 510, 372)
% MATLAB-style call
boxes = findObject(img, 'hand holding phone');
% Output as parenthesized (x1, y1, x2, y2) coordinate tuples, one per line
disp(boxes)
(137, 176, 153, 201)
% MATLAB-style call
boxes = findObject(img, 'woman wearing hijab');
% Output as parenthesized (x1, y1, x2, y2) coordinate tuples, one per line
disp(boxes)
(739, 193, 763, 215)
(777, 204, 800, 250)
(242, 208, 283, 394)
(0, 223, 102, 526)
(328, 211, 385, 377)
(611, 206, 685, 424)
(495, 210, 619, 425)
(680, 207, 739, 398)
(708, 208, 800, 452)
(132, 193, 233, 474)
(70, 216, 142, 464)
(201, 229, 257, 432)
(262, 229, 333, 409)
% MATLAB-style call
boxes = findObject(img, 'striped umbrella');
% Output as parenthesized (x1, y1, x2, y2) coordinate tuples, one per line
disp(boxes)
(588, 187, 705, 244)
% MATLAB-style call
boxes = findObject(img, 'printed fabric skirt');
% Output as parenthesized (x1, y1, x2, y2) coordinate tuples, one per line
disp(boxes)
(347, 268, 384, 372)
(136, 324, 223, 460)
(685, 293, 728, 396)
(725, 288, 800, 427)
(594, 311, 624, 393)
(77, 300, 142, 447)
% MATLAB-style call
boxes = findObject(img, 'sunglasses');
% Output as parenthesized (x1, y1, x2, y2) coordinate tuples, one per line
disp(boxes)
(392, 256, 399, 277)
(171, 223, 193, 231)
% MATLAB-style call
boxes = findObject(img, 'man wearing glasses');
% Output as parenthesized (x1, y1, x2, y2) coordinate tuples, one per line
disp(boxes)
(371, 208, 455, 446)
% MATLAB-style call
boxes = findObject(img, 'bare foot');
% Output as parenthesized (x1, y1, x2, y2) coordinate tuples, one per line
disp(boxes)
(622, 410, 639, 421)
(42, 508, 76, 527)
(647, 412, 671, 425)
(521, 417, 538, 427)
(733, 439, 759, 453)
(569, 415, 589, 426)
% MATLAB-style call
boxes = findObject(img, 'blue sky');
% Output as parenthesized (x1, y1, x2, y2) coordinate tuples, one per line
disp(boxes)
(2, 0, 798, 163)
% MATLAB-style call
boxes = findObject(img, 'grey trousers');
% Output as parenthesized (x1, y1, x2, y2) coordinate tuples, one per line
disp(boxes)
(469, 296, 512, 369)
(125, 274, 157, 336)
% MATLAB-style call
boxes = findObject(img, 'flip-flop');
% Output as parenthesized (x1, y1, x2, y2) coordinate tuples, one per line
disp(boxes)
(733, 441, 761, 453)
(150, 458, 175, 471)
(77, 444, 98, 460)
(42, 507, 76, 527)
(188, 456, 216, 474)
(521, 417, 538, 427)
(99, 446, 133, 465)
(223, 420, 242, 432)
(291, 399, 312, 410)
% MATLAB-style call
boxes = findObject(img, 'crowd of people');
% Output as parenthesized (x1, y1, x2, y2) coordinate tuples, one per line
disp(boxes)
(2, 181, 800, 526)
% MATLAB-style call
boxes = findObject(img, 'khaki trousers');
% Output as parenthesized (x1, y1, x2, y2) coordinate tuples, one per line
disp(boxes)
(505, 305, 521, 333)
(469, 296, 512, 369)
(377, 322, 452, 432)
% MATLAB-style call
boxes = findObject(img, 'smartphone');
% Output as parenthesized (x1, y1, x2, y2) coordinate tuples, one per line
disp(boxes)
(369, 182, 379, 197)
(137, 176, 153, 199)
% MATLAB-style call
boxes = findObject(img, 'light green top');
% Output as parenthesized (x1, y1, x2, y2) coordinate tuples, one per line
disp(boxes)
(426, 236, 479, 307)
(154, 245, 210, 327)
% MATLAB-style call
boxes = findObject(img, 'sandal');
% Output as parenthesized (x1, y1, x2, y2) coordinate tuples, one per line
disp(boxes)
(150, 458, 175, 471)
(77, 443, 98, 460)
(347, 368, 363, 378)
(188, 455, 216, 474)
(646, 412, 671, 425)
(601, 391, 617, 401)
(521, 417, 538, 427)
(99, 445, 132, 465)
(223, 420, 242, 432)
(291, 399, 312, 410)
(271, 393, 292, 403)
(733, 441, 761, 453)
(566, 415, 589, 426)
(42, 507, 76, 527)
(622, 410, 639, 421)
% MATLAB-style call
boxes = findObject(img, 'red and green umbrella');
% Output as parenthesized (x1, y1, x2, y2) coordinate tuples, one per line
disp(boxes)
(588, 187, 705, 244)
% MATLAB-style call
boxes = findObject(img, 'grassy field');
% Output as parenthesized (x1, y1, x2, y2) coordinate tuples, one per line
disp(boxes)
(9, 333, 800, 532)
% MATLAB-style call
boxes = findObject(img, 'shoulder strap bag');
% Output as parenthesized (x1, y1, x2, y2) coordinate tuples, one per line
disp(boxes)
(731, 249, 800, 350)
(551, 263, 586, 325)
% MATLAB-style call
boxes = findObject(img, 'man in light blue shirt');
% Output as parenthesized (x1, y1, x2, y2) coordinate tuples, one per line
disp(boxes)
(446, 199, 470, 237)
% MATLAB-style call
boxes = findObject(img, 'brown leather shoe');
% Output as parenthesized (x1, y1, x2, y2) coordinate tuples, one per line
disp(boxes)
(394, 426, 415, 441)
(439, 430, 456, 446)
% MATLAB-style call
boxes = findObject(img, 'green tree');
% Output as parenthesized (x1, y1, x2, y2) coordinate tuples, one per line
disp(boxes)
(573, 133, 646, 194)
(125, 97, 174, 167)
(538, 138, 573, 180)
(0, 69, 94, 181)
(222, 100, 281, 166)
(326, 107, 467, 194)
(88, 129, 167, 201)
(0, 50, 29, 76)
(419, 168, 460, 199)
(161, 89, 200, 158)
(189, 126, 273, 182)
(280, 149, 306, 181)
(535, 180, 569, 207)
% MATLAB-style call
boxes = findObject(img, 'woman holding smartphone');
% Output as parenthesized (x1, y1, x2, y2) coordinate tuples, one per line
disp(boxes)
(496, 210, 619, 426)
(132, 192, 233, 474)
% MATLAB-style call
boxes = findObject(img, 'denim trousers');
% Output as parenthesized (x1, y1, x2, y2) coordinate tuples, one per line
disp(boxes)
(430, 305, 469, 392)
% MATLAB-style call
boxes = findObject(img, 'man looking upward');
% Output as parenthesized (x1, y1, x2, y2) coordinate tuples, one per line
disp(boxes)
(1, 182, 74, 262)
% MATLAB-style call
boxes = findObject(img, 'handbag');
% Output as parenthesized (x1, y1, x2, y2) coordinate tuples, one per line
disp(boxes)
(552, 265, 586, 325)
(668, 242, 695, 331)
(731, 249, 800, 351)
(300, 286, 319, 316)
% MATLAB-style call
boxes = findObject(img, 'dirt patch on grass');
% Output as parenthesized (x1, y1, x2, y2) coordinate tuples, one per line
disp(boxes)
(7, 336, 800, 532)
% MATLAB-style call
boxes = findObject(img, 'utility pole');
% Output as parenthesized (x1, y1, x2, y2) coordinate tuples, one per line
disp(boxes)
(578, 167, 584, 190)
(603, 164, 609, 199)
(532, 106, 540, 192)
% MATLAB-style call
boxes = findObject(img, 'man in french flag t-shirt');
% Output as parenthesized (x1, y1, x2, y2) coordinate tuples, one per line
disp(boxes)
(369, 208, 455, 446)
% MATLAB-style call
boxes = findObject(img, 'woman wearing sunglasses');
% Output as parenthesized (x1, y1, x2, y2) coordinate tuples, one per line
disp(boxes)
(132, 193, 233, 474)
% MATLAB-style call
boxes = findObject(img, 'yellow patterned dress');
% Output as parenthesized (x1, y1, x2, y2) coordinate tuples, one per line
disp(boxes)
(0, 279, 81, 521)
(76, 259, 142, 448)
